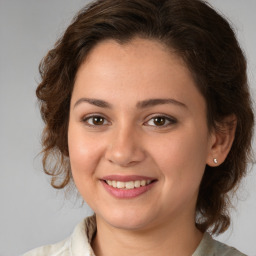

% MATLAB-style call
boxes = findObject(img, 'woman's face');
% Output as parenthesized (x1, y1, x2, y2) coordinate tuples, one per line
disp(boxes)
(68, 38, 215, 230)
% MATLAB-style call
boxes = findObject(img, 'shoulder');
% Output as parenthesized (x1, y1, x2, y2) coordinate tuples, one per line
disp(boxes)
(212, 238, 247, 256)
(23, 216, 96, 256)
(23, 237, 70, 256)
(193, 233, 247, 256)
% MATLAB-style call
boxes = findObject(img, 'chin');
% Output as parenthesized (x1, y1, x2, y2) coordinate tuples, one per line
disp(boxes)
(96, 207, 157, 231)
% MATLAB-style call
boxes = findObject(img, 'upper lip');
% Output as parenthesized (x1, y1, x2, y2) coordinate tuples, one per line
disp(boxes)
(101, 175, 157, 182)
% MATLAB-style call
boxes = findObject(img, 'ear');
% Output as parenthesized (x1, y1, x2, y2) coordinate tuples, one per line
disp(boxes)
(206, 114, 237, 167)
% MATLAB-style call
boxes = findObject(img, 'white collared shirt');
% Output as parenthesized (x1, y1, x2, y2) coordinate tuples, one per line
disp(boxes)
(23, 215, 246, 256)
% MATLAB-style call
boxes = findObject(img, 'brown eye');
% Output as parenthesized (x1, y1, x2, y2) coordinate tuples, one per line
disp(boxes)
(84, 115, 108, 126)
(92, 116, 104, 125)
(146, 115, 177, 127)
(153, 117, 166, 126)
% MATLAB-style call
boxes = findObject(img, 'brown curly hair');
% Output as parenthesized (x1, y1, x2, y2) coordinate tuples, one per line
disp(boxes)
(37, 0, 254, 235)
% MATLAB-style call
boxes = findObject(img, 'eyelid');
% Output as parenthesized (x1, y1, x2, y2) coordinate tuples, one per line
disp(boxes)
(80, 113, 177, 128)
(144, 114, 177, 127)
(81, 113, 111, 127)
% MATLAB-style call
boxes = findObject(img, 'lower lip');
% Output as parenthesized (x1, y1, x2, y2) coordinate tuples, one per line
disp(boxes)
(101, 181, 156, 199)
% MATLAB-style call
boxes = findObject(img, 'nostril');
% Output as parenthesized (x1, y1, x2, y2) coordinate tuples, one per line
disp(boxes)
(105, 138, 146, 167)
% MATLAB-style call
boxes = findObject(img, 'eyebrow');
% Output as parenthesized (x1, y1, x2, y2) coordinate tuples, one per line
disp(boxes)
(73, 97, 187, 109)
(74, 98, 112, 109)
(136, 98, 187, 109)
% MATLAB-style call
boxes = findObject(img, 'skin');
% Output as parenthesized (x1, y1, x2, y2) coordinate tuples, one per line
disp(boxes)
(68, 38, 234, 256)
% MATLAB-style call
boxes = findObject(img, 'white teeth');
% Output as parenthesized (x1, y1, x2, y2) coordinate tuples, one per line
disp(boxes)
(106, 180, 112, 186)
(141, 180, 146, 186)
(116, 181, 125, 189)
(134, 180, 140, 188)
(106, 179, 152, 189)
(125, 181, 134, 189)
(112, 180, 117, 188)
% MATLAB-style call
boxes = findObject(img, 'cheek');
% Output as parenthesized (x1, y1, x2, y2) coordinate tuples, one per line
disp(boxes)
(150, 127, 209, 183)
(68, 125, 104, 178)
(67, 125, 108, 206)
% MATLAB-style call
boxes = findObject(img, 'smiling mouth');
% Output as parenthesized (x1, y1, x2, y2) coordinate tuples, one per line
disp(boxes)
(104, 179, 156, 189)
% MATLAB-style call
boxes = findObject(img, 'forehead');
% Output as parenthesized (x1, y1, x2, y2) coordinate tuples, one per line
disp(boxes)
(84, 38, 184, 73)
(87, 37, 171, 60)
(76, 38, 193, 90)
(73, 38, 205, 113)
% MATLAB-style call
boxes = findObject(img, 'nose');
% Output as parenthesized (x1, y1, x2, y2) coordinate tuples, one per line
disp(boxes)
(105, 126, 146, 167)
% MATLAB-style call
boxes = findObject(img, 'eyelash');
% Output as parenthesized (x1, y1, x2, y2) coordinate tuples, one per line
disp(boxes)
(144, 115, 177, 128)
(81, 114, 177, 128)
(81, 114, 110, 127)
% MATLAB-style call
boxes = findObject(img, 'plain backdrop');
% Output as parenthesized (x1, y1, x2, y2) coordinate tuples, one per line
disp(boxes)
(0, 1, 255, 255)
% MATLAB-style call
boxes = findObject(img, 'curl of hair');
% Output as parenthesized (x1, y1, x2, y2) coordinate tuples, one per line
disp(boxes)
(37, 0, 254, 234)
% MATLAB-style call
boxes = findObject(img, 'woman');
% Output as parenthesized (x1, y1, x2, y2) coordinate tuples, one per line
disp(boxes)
(24, 0, 254, 255)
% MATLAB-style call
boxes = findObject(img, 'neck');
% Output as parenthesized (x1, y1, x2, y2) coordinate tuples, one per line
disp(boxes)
(92, 213, 203, 256)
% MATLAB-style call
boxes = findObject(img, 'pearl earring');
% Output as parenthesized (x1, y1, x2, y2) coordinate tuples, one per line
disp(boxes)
(213, 158, 218, 164)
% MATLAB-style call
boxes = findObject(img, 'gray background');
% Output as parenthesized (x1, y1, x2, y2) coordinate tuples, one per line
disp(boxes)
(0, 1, 255, 255)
